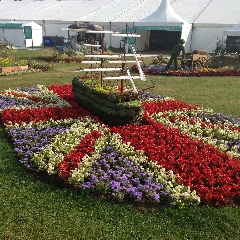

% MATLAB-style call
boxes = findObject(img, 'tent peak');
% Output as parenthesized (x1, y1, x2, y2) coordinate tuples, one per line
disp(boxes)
(136, 0, 187, 25)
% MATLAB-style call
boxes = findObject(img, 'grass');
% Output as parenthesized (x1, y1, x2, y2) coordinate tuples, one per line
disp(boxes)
(145, 76, 240, 118)
(0, 49, 240, 239)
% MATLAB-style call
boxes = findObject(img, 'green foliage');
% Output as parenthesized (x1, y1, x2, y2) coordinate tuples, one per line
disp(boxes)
(213, 37, 226, 55)
(0, 57, 28, 67)
(0, 39, 13, 58)
(208, 53, 239, 69)
(72, 77, 143, 126)
(0, 41, 28, 67)
(37, 47, 85, 62)
(38, 47, 59, 58)
(152, 54, 169, 65)
(27, 60, 54, 71)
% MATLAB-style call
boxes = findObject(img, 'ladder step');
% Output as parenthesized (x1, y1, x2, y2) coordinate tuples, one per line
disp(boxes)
(112, 33, 141, 37)
(81, 61, 101, 64)
(103, 76, 141, 80)
(84, 44, 101, 47)
(75, 67, 122, 72)
(86, 30, 116, 34)
(108, 60, 142, 63)
(85, 54, 121, 58)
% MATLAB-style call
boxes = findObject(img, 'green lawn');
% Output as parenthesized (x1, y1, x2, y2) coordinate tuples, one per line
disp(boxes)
(0, 50, 240, 239)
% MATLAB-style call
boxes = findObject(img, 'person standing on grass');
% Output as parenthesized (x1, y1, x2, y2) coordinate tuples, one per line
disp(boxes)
(166, 39, 185, 70)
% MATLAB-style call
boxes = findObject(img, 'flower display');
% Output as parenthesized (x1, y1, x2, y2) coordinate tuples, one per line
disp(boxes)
(131, 64, 240, 76)
(0, 57, 27, 67)
(0, 84, 239, 207)
(80, 145, 175, 204)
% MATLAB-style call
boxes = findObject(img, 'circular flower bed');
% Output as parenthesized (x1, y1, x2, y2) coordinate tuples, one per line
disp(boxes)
(0, 85, 239, 207)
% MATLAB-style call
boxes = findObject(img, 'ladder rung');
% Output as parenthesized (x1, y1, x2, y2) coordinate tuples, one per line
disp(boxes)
(75, 67, 122, 72)
(108, 60, 142, 63)
(84, 44, 101, 47)
(112, 33, 141, 37)
(85, 54, 121, 58)
(81, 61, 101, 64)
(103, 76, 141, 80)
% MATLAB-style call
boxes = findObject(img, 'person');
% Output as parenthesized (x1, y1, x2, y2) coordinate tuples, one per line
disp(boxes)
(166, 39, 185, 70)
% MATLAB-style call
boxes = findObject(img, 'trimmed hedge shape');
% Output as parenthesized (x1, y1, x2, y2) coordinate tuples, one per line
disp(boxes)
(72, 77, 143, 126)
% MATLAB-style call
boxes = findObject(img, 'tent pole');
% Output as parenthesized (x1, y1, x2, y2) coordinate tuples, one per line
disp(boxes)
(109, 21, 112, 47)
(190, 23, 194, 51)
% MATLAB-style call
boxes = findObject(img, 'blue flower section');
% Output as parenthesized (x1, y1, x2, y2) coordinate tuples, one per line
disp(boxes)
(81, 146, 174, 204)
(145, 65, 166, 71)
(16, 87, 43, 94)
(139, 91, 167, 101)
(7, 125, 70, 168)
(196, 112, 240, 154)
(197, 111, 240, 125)
(0, 96, 37, 109)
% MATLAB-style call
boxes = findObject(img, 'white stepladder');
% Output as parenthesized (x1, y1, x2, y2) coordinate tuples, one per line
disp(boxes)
(75, 23, 153, 94)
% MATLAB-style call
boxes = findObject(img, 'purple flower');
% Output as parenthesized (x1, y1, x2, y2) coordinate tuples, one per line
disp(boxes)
(7, 125, 70, 169)
(139, 91, 166, 101)
(197, 112, 240, 125)
(0, 96, 38, 109)
(80, 146, 173, 204)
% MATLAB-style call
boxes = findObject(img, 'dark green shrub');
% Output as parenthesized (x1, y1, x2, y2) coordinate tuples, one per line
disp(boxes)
(72, 77, 143, 126)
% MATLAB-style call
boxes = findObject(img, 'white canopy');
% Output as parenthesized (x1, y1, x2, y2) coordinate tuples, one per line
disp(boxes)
(134, 0, 191, 51)
(134, 0, 187, 29)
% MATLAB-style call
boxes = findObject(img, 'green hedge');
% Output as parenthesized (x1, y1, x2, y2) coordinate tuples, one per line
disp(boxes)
(72, 77, 143, 126)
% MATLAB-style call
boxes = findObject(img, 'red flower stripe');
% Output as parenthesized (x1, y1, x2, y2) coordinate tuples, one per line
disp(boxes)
(47, 84, 74, 100)
(1, 106, 97, 126)
(58, 130, 103, 182)
(142, 99, 198, 116)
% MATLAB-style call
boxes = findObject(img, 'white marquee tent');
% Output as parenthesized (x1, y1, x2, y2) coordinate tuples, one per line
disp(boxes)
(0, 21, 42, 48)
(0, 0, 239, 53)
(134, 0, 192, 51)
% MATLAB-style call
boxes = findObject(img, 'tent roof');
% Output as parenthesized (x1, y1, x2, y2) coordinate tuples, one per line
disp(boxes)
(192, 0, 240, 25)
(134, 0, 187, 30)
(0, 0, 240, 26)
(136, 0, 187, 25)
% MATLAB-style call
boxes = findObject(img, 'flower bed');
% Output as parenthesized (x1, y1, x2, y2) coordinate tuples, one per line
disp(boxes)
(131, 64, 240, 76)
(0, 61, 54, 76)
(0, 57, 27, 67)
(0, 84, 239, 207)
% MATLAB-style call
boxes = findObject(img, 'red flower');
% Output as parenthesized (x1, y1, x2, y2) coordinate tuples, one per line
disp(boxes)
(58, 130, 102, 182)
(110, 113, 240, 206)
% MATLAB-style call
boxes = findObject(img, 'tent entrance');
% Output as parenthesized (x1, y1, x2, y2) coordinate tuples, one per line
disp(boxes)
(226, 36, 240, 53)
(149, 30, 181, 50)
